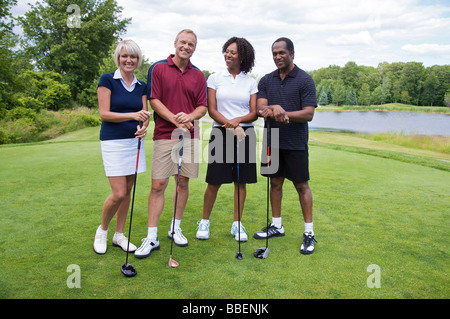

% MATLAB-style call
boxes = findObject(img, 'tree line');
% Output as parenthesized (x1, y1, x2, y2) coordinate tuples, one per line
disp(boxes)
(310, 61, 450, 107)
(1, 0, 449, 124)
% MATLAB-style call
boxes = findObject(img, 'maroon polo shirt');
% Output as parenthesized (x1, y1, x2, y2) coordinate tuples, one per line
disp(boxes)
(147, 55, 207, 140)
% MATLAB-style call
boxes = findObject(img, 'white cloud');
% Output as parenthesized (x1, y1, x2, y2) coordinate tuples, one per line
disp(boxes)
(402, 43, 450, 55)
(326, 31, 375, 46)
(11, 0, 450, 75)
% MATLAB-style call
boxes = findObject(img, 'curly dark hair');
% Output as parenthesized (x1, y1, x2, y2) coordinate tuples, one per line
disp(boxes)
(222, 37, 255, 73)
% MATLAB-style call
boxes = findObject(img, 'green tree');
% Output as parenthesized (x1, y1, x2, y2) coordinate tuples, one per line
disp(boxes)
(332, 80, 346, 106)
(18, 0, 130, 101)
(399, 62, 425, 105)
(345, 89, 358, 105)
(444, 91, 450, 107)
(421, 73, 440, 106)
(380, 75, 392, 104)
(429, 65, 450, 106)
(371, 86, 383, 105)
(16, 70, 72, 110)
(358, 83, 371, 106)
(318, 87, 328, 105)
(341, 61, 359, 90)
(0, 0, 18, 116)
(401, 90, 412, 104)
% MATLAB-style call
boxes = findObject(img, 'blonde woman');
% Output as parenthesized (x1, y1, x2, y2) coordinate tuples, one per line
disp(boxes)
(93, 40, 151, 254)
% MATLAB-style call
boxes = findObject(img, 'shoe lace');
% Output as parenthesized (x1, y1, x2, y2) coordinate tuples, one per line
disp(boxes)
(196, 220, 209, 231)
(261, 224, 278, 236)
(175, 228, 186, 240)
(304, 233, 317, 246)
(141, 237, 156, 247)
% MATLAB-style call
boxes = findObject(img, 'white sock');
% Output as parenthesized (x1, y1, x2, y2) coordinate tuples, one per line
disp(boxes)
(113, 232, 123, 239)
(272, 217, 282, 228)
(305, 222, 314, 235)
(171, 219, 181, 230)
(201, 219, 210, 224)
(98, 225, 108, 234)
(147, 227, 157, 239)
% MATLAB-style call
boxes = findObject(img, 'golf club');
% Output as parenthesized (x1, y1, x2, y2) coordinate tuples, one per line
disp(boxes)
(254, 119, 270, 259)
(168, 134, 184, 268)
(121, 127, 142, 277)
(235, 135, 243, 260)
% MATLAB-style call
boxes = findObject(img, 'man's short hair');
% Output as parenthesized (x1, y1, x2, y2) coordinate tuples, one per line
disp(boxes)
(272, 37, 294, 54)
(175, 29, 197, 44)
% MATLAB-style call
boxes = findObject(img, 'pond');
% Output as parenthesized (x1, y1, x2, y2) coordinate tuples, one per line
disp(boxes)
(309, 111, 450, 136)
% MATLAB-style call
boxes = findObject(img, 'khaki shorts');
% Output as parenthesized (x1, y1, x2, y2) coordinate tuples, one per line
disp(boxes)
(151, 138, 199, 179)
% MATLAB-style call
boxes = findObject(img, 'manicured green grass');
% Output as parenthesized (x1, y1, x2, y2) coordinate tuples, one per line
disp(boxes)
(0, 124, 448, 299)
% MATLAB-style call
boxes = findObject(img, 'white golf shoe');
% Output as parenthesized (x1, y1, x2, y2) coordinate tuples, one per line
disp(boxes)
(196, 220, 210, 240)
(168, 227, 188, 247)
(134, 237, 160, 259)
(231, 222, 248, 242)
(112, 233, 137, 252)
(93, 225, 108, 255)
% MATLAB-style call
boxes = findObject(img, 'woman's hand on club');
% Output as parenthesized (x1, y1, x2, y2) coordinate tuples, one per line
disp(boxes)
(222, 117, 241, 129)
(135, 124, 148, 140)
(134, 110, 151, 123)
(233, 126, 246, 142)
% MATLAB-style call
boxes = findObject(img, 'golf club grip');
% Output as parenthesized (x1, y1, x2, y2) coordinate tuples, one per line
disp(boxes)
(266, 119, 271, 164)
(179, 135, 184, 157)
(135, 122, 142, 169)
(137, 121, 143, 150)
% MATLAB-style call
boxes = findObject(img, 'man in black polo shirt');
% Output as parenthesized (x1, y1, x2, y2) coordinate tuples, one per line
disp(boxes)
(254, 37, 318, 255)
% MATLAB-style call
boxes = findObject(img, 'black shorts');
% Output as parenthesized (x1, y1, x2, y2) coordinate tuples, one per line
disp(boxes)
(205, 126, 257, 185)
(261, 147, 310, 183)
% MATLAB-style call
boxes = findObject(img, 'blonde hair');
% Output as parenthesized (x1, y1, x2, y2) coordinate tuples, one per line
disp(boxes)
(114, 39, 143, 68)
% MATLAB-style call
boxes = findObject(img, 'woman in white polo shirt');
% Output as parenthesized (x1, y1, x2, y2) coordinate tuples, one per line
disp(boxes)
(196, 37, 258, 242)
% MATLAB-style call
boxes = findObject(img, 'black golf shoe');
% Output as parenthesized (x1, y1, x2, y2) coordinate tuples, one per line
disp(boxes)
(300, 232, 317, 255)
(253, 224, 285, 239)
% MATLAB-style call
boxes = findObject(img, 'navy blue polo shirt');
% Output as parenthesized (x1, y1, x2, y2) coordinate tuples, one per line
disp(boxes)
(98, 72, 147, 141)
(258, 65, 317, 150)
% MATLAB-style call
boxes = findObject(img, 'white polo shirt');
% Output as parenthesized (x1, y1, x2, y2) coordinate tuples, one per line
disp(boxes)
(207, 69, 258, 127)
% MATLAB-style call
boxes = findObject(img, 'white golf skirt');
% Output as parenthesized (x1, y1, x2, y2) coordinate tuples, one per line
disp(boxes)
(101, 138, 146, 177)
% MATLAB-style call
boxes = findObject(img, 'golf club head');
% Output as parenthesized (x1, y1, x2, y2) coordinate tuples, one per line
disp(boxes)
(235, 251, 243, 260)
(168, 257, 179, 268)
(253, 247, 269, 259)
(121, 263, 137, 277)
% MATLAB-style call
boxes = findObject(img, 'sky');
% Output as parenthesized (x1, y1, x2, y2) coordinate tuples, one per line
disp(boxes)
(11, 0, 450, 77)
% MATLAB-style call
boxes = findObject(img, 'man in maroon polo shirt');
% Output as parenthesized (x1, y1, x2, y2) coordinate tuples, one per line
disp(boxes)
(135, 29, 207, 258)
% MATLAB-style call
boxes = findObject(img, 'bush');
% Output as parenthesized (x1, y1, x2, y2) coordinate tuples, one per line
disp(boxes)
(15, 71, 72, 111)
(7, 107, 37, 121)
(0, 107, 101, 144)
(1, 117, 38, 143)
(17, 97, 44, 112)
(75, 113, 102, 127)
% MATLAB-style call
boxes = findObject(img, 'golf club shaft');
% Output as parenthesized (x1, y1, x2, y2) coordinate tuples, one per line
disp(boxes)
(170, 135, 184, 259)
(266, 119, 271, 249)
(236, 136, 241, 252)
(125, 136, 141, 266)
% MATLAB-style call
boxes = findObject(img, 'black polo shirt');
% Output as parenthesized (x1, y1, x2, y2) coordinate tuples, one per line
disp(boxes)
(258, 65, 317, 150)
